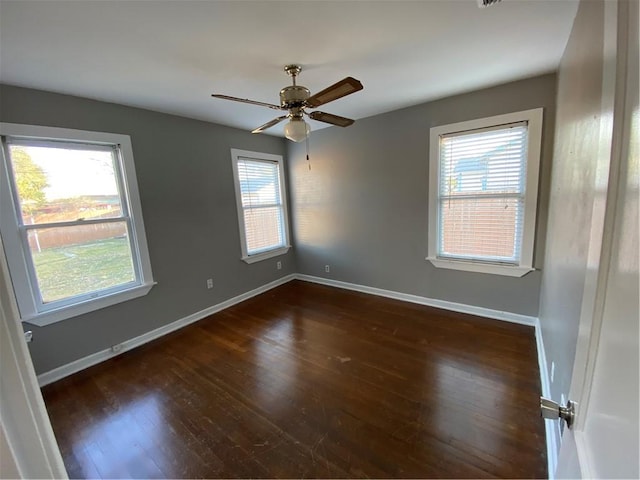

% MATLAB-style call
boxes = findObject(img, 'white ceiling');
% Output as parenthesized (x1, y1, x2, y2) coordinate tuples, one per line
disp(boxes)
(0, 0, 578, 138)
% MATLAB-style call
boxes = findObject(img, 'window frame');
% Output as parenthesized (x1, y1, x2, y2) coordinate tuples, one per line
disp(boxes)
(427, 108, 543, 277)
(0, 123, 155, 326)
(230, 148, 291, 264)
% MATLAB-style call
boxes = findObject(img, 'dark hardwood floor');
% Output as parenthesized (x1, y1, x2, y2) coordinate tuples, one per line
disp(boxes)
(42, 280, 547, 479)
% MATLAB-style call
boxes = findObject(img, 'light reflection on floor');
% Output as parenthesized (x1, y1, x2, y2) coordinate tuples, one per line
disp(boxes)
(254, 317, 298, 411)
(432, 355, 507, 457)
(72, 393, 166, 478)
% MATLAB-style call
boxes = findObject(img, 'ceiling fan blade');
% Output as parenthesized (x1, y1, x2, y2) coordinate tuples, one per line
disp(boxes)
(309, 111, 355, 127)
(251, 115, 288, 134)
(305, 77, 363, 108)
(211, 94, 283, 111)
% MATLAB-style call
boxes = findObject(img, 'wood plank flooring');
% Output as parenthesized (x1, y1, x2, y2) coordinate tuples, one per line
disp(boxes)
(42, 280, 547, 478)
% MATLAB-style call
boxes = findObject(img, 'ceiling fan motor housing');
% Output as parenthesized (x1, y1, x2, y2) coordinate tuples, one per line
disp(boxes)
(280, 85, 310, 109)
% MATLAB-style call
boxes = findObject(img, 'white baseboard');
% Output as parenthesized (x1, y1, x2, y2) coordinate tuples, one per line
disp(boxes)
(37, 274, 296, 387)
(295, 274, 537, 326)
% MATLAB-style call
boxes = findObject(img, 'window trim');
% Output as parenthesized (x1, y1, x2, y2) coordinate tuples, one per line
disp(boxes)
(426, 108, 543, 277)
(230, 148, 291, 264)
(0, 123, 155, 326)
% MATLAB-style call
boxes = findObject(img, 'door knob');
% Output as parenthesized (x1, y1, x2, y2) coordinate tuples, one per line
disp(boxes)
(540, 397, 576, 428)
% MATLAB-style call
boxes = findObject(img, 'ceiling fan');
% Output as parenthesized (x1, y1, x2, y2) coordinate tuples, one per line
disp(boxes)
(211, 65, 363, 142)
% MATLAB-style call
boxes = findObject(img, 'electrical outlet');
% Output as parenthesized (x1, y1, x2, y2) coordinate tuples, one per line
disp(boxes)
(325, 265, 330, 273)
(206, 278, 213, 289)
(551, 361, 555, 383)
(277, 261, 282, 270)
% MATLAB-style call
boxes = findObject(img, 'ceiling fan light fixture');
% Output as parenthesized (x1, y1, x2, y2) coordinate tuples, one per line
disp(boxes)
(212, 65, 363, 139)
(284, 118, 310, 142)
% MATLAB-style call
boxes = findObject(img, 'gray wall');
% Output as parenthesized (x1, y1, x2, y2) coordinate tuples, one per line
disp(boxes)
(287, 74, 556, 316)
(0, 84, 295, 374)
(538, 0, 608, 454)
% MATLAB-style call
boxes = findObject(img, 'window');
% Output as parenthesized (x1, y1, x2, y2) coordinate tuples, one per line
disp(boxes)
(0, 123, 154, 326)
(231, 149, 290, 263)
(427, 109, 543, 277)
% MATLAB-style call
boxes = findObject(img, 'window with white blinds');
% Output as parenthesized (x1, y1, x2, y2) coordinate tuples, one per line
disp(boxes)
(231, 149, 290, 263)
(427, 109, 543, 277)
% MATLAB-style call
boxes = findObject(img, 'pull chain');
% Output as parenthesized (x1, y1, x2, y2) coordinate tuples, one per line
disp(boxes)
(305, 134, 311, 170)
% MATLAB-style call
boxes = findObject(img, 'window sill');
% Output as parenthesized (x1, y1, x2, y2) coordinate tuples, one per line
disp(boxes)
(242, 246, 290, 264)
(22, 282, 156, 327)
(426, 257, 534, 277)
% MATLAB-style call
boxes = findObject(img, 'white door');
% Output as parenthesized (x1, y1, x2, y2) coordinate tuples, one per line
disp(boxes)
(556, 1, 639, 477)
(0, 241, 68, 478)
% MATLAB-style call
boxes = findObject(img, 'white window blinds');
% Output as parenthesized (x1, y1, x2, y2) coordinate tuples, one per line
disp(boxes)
(236, 158, 286, 255)
(437, 122, 528, 264)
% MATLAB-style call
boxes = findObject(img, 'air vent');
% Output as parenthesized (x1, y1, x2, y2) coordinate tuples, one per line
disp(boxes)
(478, 0, 502, 7)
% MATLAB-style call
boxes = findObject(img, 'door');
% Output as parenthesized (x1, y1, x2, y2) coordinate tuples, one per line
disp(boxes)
(0, 236, 68, 478)
(556, 1, 639, 477)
